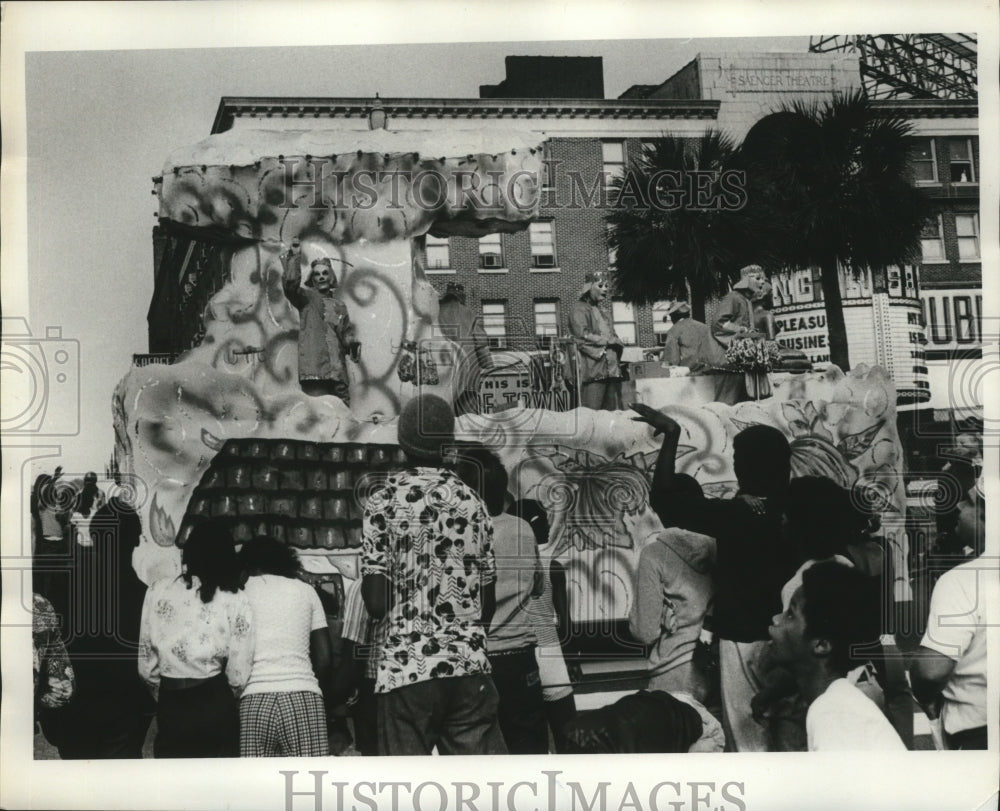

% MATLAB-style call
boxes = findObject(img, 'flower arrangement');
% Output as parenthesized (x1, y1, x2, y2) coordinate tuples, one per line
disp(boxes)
(725, 336, 782, 373)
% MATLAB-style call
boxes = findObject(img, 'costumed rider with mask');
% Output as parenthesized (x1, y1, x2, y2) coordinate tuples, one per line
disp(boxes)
(569, 272, 624, 411)
(712, 264, 765, 348)
(281, 242, 361, 404)
(710, 264, 766, 405)
(659, 301, 726, 373)
(437, 282, 495, 416)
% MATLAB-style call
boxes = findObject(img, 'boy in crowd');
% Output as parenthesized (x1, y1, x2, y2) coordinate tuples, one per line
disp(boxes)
(512, 498, 578, 753)
(629, 472, 715, 704)
(456, 446, 549, 754)
(910, 552, 993, 750)
(337, 576, 383, 756)
(768, 560, 905, 751)
(361, 394, 505, 756)
(631, 402, 797, 751)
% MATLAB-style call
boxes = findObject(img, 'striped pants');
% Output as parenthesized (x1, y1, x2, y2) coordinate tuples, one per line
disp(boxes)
(239, 691, 328, 757)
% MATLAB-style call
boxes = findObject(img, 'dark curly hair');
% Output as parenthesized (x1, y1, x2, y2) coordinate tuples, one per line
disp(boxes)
(786, 476, 854, 562)
(664, 473, 705, 531)
(181, 520, 243, 603)
(454, 444, 507, 517)
(239, 535, 302, 579)
(733, 424, 791, 498)
(801, 560, 881, 675)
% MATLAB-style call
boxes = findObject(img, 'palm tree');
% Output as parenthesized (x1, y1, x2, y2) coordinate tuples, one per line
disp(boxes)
(605, 131, 742, 322)
(737, 90, 932, 371)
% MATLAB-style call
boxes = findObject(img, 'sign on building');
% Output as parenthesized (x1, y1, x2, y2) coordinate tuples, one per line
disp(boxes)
(919, 288, 984, 352)
(769, 266, 929, 403)
(477, 341, 575, 413)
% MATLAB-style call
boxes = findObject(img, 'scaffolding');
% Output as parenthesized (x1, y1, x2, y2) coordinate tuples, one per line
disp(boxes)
(809, 34, 977, 100)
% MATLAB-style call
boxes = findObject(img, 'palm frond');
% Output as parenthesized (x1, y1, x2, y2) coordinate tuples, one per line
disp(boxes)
(738, 90, 932, 273)
(605, 130, 743, 304)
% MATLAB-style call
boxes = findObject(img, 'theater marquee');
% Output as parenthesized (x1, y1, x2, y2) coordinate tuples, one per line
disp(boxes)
(769, 266, 929, 404)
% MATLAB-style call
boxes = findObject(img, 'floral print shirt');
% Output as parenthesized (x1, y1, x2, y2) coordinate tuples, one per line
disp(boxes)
(361, 467, 496, 694)
(138, 575, 254, 698)
(33, 593, 74, 709)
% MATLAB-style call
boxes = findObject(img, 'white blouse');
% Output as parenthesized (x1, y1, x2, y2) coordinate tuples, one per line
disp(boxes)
(138, 575, 254, 698)
(69, 512, 94, 547)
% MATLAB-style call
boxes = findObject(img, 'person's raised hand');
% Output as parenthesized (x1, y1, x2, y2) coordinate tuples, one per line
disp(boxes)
(629, 403, 679, 437)
(737, 494, 767, 515)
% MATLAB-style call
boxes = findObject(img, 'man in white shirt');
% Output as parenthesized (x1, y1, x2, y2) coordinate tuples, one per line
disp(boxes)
(767, 560, 906, 751)
(911, 556, 993, 749)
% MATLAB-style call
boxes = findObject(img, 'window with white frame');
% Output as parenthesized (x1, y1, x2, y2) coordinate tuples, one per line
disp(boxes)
(425, 234, 451, 269)
(481, 301, 507, 348)
(478, 233, 504, 269)
(920, 215, 945, 261)
(534, 300, 559, 347)
(602, 141, 625, 187)
(956, 213, 980, 260)
(612, 299, 637, 346)
(529, 222, 557, 268)
(541, 142, 554, 191)
(652, 300, 673, 344)
(911, 138, 938, 183)
(950, 138, 976, 183)
(887, 266, 903, 296)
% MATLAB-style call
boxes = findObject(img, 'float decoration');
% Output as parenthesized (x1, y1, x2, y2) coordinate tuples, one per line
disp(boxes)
(121, 127, 907, 625)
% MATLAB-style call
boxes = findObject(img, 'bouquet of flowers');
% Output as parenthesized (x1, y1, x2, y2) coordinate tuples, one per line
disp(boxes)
(725, 336, 782, 373)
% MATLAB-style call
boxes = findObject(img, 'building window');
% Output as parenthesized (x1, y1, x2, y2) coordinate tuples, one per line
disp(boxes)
(425, 234, 451, 270)
(534, 300, 559, 347)
(956, 213, 980, 260)
(478, 233, 504, 270)
(920, 215, 945, 261)
(887, 266, 903, 296)
(541, 143, 554, 191)
(652, 300, 673, 344)
(950, 138, 975, 183)
(602, 141, 625, 187)
(529, 222, 557, 268)
(481, 300, 507, 348)
(911, 138, 938, 183)
(612, 299, 637, 346)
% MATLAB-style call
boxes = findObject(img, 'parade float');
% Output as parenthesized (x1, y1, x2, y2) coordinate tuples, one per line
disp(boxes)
(115, 127, 910, 637)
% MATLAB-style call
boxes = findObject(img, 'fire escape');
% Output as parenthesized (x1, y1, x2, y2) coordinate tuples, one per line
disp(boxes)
(809, 34, 977, 100)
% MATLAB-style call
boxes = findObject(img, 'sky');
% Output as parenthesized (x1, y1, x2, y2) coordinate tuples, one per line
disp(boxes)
(16, 30, 809, 474)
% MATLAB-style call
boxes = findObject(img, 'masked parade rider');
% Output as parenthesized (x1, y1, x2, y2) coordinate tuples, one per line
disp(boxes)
(437, 282, 495, 416)
(709, 264, 768, 405)
(569, 272, 624, 411)
(281, 243, 361, 404)
(659, 301, 726, 373)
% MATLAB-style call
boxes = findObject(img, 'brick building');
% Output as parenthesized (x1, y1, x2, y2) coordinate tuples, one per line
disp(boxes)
(147, 52, 980, 412)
